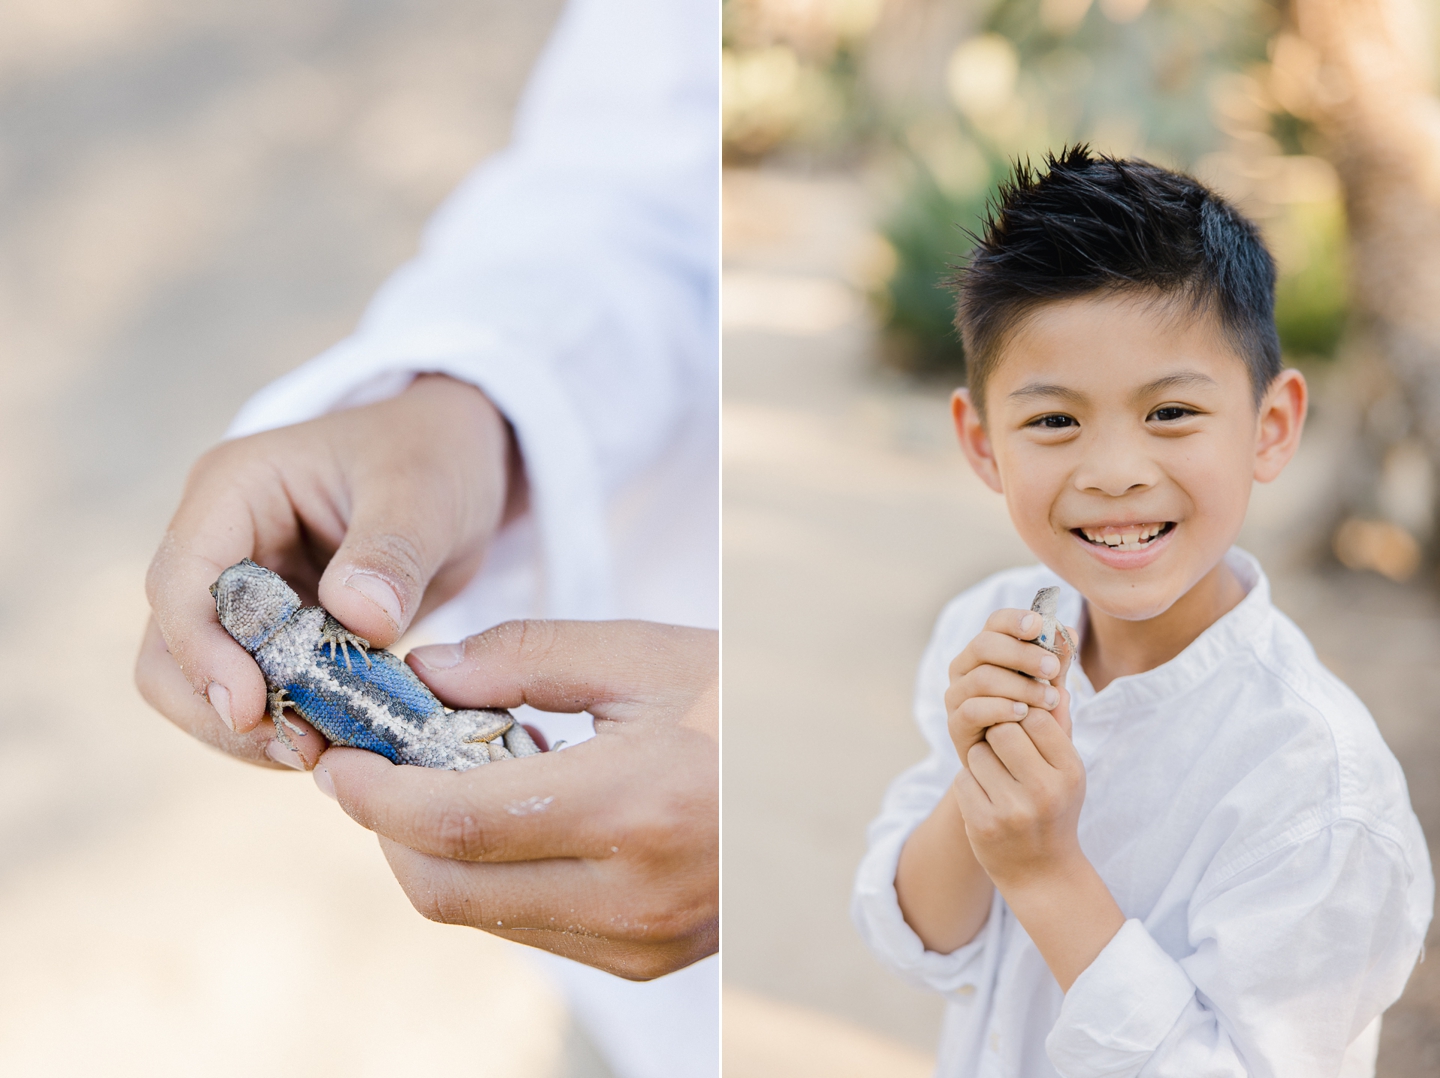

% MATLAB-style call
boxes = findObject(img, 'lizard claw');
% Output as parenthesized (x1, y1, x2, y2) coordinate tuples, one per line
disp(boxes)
(320, 616, 372, 672)
(267, 688, 308, 750)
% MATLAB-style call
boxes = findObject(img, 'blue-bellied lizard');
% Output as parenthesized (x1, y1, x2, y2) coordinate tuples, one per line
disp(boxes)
(211, 559, 541, 770)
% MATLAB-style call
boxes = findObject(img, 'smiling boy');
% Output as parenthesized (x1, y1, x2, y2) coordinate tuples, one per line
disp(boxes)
(852, 148, 1432, 1077)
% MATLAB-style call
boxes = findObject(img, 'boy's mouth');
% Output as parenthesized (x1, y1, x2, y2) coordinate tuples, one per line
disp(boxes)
(1073, 522, 1175, 551)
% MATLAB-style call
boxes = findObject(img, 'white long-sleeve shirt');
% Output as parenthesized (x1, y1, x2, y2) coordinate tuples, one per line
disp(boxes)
(853, 551, 1432, 1078)
(229, 0, 719, 633)
(223, 2, 718, 1077)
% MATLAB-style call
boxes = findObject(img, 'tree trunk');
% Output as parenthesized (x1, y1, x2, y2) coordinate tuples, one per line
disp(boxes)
(1287, 0, 1440, 562)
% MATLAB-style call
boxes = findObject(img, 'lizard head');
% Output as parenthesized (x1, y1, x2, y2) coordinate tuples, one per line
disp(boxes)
(1030, 586, 1061, 618)
(211, 559, 302, 653)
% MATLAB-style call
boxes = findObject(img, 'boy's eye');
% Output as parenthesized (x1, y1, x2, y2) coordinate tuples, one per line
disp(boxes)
(1031, 414, 1076, 429)
(1150, 405, 1194, 422)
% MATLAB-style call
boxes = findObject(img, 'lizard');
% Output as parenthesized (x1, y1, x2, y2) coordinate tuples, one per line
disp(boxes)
(210, 558, 541, 771)
(1029, 586, 1076, 685)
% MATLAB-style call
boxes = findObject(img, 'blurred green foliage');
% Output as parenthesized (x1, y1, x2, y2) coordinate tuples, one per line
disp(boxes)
(722, 0, 883, 159)
(868, 0, 1349, 376)
(877, 162, 994, 373)
(1272, 199, 1348, 358)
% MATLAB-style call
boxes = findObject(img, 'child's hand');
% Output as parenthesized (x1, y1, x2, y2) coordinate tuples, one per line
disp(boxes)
(135, 374, 524, 771)
(320, 619, 718, 979)
(952, 705, 1087, 891)
(943, 608, 1075, 765)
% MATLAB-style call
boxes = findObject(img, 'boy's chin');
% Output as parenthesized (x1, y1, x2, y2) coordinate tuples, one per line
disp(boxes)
(1049, 556, 1192, 623)
(1080, 587, 1184, 623)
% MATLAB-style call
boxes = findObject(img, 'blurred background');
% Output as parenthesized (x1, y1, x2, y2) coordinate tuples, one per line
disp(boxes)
(723, 0, 1440, 1074)
(0, 1, 632, 1075)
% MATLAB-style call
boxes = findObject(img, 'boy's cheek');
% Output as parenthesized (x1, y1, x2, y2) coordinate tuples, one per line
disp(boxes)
(994, 470, 1051, 536)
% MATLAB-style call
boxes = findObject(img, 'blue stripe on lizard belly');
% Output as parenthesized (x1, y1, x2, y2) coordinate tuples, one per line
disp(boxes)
(284, 682, 402, 762)
(319, 648, 443, 722)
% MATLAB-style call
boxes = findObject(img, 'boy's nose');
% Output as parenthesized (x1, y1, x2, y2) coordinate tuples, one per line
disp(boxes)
(1072, 432, 1163, 497)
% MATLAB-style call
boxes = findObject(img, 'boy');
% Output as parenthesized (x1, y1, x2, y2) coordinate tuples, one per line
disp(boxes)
(852, 147, 1432, 1076)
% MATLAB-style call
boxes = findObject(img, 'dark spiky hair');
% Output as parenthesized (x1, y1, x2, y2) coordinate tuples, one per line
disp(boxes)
(951, 145, 1281, 417)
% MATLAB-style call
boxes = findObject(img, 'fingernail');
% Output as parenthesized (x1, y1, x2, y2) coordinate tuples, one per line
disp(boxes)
(266, 740, 306, 771)
(313, 764, 337, 800)
(1020, 613, 1039, 634)
(1012, 700, 1027, 718)
(1041, 654, 1060, 677)
(409, 642, 465, 670)
(207, 684, 233, 731)
(1044, 687, 1059, 708)
(344, 571, 403, 628)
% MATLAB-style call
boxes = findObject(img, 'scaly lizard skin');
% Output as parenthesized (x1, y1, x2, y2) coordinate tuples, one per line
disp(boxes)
(210, 559, 541, 770)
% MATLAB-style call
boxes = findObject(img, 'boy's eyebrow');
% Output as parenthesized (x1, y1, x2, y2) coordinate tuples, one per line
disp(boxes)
(1007, 382, 1087, 405)
(1133, 371, 1218, 398)
(1006, 371, 1218, 406)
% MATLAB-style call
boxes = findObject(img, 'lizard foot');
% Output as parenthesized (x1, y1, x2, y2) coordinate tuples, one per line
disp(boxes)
(453, 743, 491, 770)
(267, 688, 308, 751)
(503, 724, 542, 758)
(320, 615, 372, 671)
(452, 708, 513, 744)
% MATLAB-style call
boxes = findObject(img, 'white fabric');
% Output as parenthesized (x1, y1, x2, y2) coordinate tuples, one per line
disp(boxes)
(852, 550, 1432, 1078)
(230, 0, 719, 628)
(225, 1, 718, 1075)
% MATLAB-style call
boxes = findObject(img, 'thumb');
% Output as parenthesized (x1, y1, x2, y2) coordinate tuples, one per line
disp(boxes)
(408, 620, 717, 727)
(314, 373, 513, 647)
(316, 473, 472, 648)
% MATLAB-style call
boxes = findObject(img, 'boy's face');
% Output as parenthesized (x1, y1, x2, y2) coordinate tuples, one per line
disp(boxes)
(953, 292, 1306, 622)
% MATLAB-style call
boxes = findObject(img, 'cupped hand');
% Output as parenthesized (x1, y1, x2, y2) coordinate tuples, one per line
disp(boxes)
(314, 619, 719, 981)
(135, 374, 523, 770)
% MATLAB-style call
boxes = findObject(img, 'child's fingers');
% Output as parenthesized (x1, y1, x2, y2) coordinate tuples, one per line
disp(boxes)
(1050, 688, 1073, 739)
(145, 453, 280, 734)
(983, 607, 1045, 641)
(965, 740, 1022, 803)
(984, 718, 1050, 786)
(951, 632, 1062, 683)
(950, 696, 1029, 740)
(1019, 708, 1082, 772)
(952, 664, 1060, 714)
(134, 616, 328, 770)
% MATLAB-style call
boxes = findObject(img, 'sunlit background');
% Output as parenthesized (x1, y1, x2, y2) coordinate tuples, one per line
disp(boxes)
(724, 0, 1440, 1074)
(0, 2, 630, 1075)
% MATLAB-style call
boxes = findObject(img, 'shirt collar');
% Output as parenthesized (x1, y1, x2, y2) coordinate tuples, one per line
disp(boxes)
(1061, 547, 1270, 716)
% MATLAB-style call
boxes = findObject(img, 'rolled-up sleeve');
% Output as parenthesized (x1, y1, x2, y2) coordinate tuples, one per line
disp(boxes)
(851, 600, 1002, 993)
(1047, 820, 1430, 1078)
(852, 761, 1002, 993)
(227, 0, 718, 619)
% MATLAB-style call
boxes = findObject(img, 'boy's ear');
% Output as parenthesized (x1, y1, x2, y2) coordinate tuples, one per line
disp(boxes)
(952, 388, 1004, 494)
(1254, 368, 1308, 484)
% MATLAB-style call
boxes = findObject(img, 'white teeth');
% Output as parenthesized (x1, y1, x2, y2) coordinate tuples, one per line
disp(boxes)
(1079, 523, 1170, 550)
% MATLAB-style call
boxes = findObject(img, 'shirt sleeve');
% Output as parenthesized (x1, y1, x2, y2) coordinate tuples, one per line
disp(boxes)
(227, 0, 718, 619)
(1047, 820, 1430, 1078)
(851, 601, 1002, 993)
